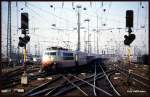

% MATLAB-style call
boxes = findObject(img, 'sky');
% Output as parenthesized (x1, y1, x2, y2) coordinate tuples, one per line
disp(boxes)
(1, 1, 149, 57)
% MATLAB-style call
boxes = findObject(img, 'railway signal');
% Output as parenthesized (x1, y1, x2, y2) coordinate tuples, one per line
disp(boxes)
(125, 10, 136, 87)
(18, 36, 30, 47)
(19, 12, 30, 86)
(124, 34, 136, 46)
(124, 10, 136, 46)
(126, 10, 133, 28)
(21, 13, 29, 30)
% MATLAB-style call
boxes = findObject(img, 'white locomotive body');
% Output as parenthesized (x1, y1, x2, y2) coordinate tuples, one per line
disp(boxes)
(41, 46, 88, 71)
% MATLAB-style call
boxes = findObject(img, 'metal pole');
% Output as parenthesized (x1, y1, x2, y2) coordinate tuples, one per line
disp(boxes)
(127, 27, 132, 87)
(7, 1, 12, 67)
(10, 1, 12, 66)
(17, 46, 20, 65)
(93, 30, 95, 53)
(21, 29, 28, 86)
(84, 31, 86, 52)
(38, 40, 40, 56)
(88, 21, 89, 53)
(35, 44, 37, 57)
(77, 5, 81, 51)
(24, 30, 27, 72)
(16, 2, 20, 65)
(24, 44, 27, 71)
(75, 5, 81, 74)
(127, 47, 131, 86)
(96, 15, 99, 54)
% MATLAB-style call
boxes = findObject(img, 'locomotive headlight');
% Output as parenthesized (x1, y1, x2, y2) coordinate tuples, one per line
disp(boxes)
(42, 56, 49, 62)
(50, 57, 54, 61)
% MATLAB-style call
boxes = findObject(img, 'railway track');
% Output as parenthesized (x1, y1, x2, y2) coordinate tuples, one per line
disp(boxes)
(98, 64, 121, 96)
(4, 62, 147, 96)
(1, 65, 41, 89)
(54, 65, 120, 96)
(23, 63, 120, 96)
(116, 66, 149, 88)
(1, 67, 23, 79)
(24, 75, 68, 96)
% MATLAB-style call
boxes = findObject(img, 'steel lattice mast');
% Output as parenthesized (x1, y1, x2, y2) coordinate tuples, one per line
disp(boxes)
(7, 1, 12, 66)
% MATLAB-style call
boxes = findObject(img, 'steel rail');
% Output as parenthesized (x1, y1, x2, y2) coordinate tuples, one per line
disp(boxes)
(25, 69, 115, 96)
(52, 73, 107, 96)
(2, 69, 46, 89)
(93, 63, 97, 96)
(99, 64, 121, 96)
(116, 68, 149, 88)
(62, 75, 88, 96)
(45, 71, 107, 96)
(29, 88, 54, 96)
(69, 74, 113, 96)
(24, 76, 62, 96)
(117, 66, 149, 82)
(27, 75, 74, 96)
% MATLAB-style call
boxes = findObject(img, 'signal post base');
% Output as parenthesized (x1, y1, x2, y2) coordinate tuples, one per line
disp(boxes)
(21, 71, 28, 87)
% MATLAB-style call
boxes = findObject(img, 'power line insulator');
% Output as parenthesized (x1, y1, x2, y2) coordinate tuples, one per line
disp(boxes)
(83, 8, 86, 10)
(50, 5, 53, 8)
(103, 9, 106, 12)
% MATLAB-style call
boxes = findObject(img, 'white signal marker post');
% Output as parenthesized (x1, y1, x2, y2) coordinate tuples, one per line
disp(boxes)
(21, 46, 28, 85)
(128, 47, 131, 74)
(21, 47, 28, 86)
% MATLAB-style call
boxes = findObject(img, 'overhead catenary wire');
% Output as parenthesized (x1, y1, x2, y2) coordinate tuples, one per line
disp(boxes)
(2, 2, 148, 56)
(27, 1, 130, 40)
(27, 3, 77, 26)
(26, 5, 62, 44)
(26, 5, 51, 24)
(104, 2, 112, 26)
(33, 4, 76, 29)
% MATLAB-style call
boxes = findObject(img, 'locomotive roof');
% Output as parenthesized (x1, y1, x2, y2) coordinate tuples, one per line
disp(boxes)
(46, 46, 68, 51)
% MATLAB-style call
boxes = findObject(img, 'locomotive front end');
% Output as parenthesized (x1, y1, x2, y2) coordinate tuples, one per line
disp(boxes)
(42, 51, 57, 70)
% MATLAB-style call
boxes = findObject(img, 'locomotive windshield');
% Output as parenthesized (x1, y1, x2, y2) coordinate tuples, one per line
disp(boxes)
(45, 52, 56, 56)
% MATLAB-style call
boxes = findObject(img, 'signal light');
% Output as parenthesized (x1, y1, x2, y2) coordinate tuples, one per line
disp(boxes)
(18, 37, 26, 47)
(126, 10, 133, 27)
(21, 13, 29, 29)
(124, 34, 135, 46)
(18, 35, 30, 47)
(24, 35, 30, 42)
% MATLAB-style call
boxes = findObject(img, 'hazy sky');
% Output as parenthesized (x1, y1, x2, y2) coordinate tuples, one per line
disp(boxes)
(2, 1, 149, 57)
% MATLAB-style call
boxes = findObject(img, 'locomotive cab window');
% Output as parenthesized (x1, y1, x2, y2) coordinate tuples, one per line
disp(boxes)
(45, 52, 49, 55)
(63, 53, 73, 57)
(63, 57, 74, 60)
(50, 52, 56, 55)
(63, 52, 74, 60)
(44, 52, 56, 55)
